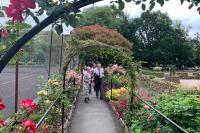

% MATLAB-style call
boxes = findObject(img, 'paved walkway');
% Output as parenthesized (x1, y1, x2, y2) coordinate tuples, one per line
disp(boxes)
(68, 91, 121, 133)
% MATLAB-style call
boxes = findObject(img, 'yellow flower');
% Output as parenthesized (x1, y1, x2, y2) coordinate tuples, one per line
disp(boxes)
(48, 79, 53, 84)
(37, 90, 48, 96)
(45, 100, 51, 104)
(52, 82, 59, 86)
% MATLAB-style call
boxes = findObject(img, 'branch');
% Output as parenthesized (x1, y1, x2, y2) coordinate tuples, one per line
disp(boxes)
(0, 0, 103, 73)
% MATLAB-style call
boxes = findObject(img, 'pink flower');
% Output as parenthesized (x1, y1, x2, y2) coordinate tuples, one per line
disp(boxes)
(1, 28, 9, 38)
(144, 105, 151, 110)
(6, 0, 36, 22)
(22, 119, 36, 133)
(0, 120, 5, 127)
(139, 89, 151, 102)
(20, 99, 37, 113)
(0, 99, 5, 111)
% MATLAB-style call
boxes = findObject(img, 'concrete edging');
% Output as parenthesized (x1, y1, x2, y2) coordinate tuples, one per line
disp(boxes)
(64, 90, 80, 133)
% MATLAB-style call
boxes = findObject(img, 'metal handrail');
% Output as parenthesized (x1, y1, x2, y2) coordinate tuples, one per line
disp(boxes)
(36, 92, 62, 128)
(135, 95, 188, 133)
(110, 78, 188, 133)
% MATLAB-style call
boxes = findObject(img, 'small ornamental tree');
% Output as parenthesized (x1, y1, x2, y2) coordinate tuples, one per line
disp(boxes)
(67, 25, 133, 67)
(69, 24, 132, 49)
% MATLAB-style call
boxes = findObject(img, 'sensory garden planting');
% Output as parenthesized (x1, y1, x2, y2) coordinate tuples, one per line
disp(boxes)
(104, 64, 200, 133)
(0, 70, 82, 132)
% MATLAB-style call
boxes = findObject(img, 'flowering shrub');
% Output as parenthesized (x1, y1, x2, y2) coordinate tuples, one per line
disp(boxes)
(20, 99, 37, 115)
(16, 119, 36, 133)
(107, 64, 126, 75)
(0, 99, 5, 111)
(6, 0, 36, 22)
(111, 99, 128, 118)
(129, 90, 200, 133)
(66, 70, 82, 86)
(106, 87, 127, 101)
(69, 24, 132, 49)
(106, 87, 128, 118)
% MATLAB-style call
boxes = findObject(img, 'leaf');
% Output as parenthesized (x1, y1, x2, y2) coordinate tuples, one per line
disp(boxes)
(142, 3, 146, 10)
(0, 11, 4, 17)
(180, 0, 184, 4)
(118, 0, 125, 10)
(157, 0, 164, 6)
(0, 44, 7, 51)
(54, 24, 63, 35)
(135, 1, 142, 5)
(149, 2, 155, 10)
(188, 3, 194, 9)
(125, 0, 132, 2)
(31, 15, 40, 24)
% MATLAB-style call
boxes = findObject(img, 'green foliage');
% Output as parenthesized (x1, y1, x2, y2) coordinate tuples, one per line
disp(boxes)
(80, 48, 132, 67)
(132, 11, 192, 67)
(128, 90, 200, 133)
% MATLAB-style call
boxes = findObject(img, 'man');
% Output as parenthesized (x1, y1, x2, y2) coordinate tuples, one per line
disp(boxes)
(94, 63, 104, 99)
(90, 63, 97, 92)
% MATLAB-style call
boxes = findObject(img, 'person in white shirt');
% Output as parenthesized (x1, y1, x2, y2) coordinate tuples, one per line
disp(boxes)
(90, 63, 96, 92)
(94, 63, 104, 99)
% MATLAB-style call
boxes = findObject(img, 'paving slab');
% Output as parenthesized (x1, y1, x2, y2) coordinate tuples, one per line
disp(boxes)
(68, 92, 121, 133)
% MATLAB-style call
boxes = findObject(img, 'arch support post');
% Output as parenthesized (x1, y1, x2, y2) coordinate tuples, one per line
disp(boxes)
(61, 66, 67, 133)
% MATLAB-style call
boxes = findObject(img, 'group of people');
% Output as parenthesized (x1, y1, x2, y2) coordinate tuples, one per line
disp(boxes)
(82, 63, 104, 103)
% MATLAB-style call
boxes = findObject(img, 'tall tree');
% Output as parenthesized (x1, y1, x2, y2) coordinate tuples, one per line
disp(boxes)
(132, 11, 192, 67)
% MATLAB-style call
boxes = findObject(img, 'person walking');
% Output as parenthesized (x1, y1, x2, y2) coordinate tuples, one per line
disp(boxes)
(94, 63, 104, 99)
(90, 63, 97, 92)
(83, 67, 91, 103)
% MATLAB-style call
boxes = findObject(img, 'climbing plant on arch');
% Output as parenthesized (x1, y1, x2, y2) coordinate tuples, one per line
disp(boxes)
(63, 25, 137, 111)
(1, 0, 200, 72)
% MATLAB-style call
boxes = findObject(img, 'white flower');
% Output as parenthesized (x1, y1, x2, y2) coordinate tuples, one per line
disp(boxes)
(45, 100, 51, 104)
(37, 90, 48, 96)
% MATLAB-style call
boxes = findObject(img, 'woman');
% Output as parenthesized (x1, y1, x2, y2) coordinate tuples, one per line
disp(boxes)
(83, 67, 91, 103)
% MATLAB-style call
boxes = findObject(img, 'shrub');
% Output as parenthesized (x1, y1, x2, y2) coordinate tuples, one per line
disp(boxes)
(129, 90, 200, 133)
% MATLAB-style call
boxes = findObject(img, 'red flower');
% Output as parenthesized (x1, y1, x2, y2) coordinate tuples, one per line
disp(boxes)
(196, 95, 200, 99)
(0, 99, 5, 111)
(1, 28, 9, 38)
(20, 99, 37, 113)
(153, 101, 157, 106)
(6, 0, 36, 22)
(22, 119, 36, 133)
(0, 120, 5, 127)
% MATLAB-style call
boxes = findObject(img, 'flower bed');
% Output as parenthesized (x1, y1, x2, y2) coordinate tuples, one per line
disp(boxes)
(0, 71, 82, 132)
(105, 87, 129, 133)
(139, 75, 178, 97)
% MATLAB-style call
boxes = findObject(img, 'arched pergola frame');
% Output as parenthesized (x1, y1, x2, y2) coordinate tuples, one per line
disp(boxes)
(0, 0, 104, 72)
(62, 39, 137, 111)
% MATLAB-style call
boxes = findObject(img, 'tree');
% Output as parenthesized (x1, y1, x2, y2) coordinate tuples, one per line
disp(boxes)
(68, 24, 132, 67)
(131, 11, 192, 67)
(79, 6, 124, 28)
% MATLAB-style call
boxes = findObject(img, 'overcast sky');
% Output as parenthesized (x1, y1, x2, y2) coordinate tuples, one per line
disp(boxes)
(1, 0, 200, 37)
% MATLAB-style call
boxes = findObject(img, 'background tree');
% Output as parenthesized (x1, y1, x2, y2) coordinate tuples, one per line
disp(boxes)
(79, 6, 194, 68)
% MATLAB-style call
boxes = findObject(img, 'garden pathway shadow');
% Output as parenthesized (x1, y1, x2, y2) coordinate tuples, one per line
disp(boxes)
(68, 90, 121, 133)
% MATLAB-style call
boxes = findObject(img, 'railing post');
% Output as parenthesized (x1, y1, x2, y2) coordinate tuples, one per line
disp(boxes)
(61, 67, 66, 133)
(48, 24, 53, 79)
(59, 34, 64, 73)
(73, 77, 75, 100)
(15, 58, 19, 113)
(110, 78, 113, 100)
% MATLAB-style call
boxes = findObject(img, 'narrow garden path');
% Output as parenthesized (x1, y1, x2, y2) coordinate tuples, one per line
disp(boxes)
(68, 90, 121, 133)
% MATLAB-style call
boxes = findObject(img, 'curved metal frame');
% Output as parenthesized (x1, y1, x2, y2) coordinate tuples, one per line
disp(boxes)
(0, 0, 103, 73)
